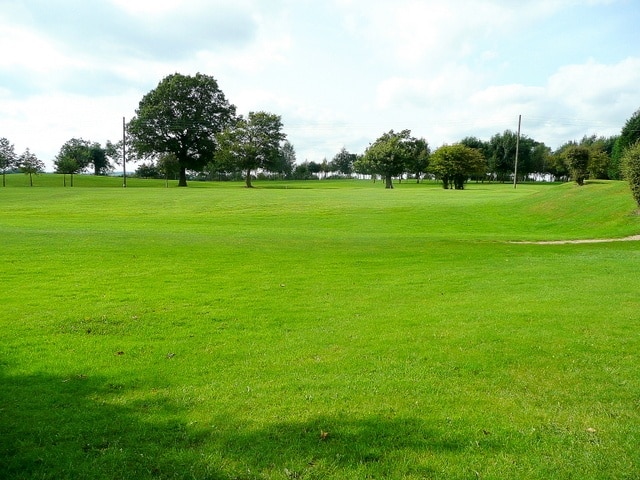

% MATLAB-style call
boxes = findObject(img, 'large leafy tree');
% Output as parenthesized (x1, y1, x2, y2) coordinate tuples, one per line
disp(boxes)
(215, 111, 285, 188)
(18, 149, 45, 186)
(429, 144, 486, 190)
(54, 138, 93, 186)
(363, 129, 417, 189)
(0, 137, 17, 187)
(128, 73, 236, 187)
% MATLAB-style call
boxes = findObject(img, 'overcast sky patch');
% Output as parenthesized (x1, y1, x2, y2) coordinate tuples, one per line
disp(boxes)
(1, 0, 639, 169)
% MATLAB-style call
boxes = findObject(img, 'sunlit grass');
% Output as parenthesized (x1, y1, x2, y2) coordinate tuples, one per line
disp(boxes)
(1, 177, 639, 479)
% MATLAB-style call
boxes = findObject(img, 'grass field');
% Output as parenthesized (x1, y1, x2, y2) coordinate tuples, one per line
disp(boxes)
(1, 175, 639, 479)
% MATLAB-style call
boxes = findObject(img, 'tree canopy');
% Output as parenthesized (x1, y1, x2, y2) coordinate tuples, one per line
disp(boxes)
(563, 145, 590, 185)
(363, 130, 424, 188)
(331, 147, 357, 176)
(611, 108, 640, 180)
(88, 143, 111, 176)
(54, 138, 94, 186)
(18, 149, 45, 186)
(403, 138, 430, 183)
(0, 137, 17, 187)
(622, 142, 640, 207)
(215, 111, 286, 188)
(128, 72, 237, 187)
(274, 141, 296, 179)
(429, 144, 486, 189)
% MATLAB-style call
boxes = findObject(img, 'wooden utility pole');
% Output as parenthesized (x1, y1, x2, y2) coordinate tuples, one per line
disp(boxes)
(513, 114, 521, 189)
(122, 116, 127, 188)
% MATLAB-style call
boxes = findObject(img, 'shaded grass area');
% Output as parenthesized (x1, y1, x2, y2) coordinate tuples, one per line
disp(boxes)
(1, 180, 639, 479)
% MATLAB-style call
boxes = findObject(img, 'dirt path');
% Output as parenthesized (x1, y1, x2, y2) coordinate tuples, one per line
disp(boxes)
(512, 235, 640, 245)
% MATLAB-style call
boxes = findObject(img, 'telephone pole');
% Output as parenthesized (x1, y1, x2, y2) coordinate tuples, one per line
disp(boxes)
(513, 114, 521, 189)
(122, 116, 127, 188)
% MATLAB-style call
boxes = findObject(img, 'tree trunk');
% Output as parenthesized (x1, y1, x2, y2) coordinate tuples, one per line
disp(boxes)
(245, 169, 253, 188)
(178, 166, 188, 187)
(385, 174, 393, 189)
(29, 173, 33, 187)
(70, 173, 74, 187)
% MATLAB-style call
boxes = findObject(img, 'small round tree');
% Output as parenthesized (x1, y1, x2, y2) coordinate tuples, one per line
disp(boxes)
(622, 142, 640, 207)
(429, 144, 486, 189)
(564, 145, 590, 186)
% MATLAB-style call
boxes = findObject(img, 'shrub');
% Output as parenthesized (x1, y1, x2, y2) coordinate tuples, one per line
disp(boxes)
(564, 146, 590, 186)
(622, 142, 640, 207)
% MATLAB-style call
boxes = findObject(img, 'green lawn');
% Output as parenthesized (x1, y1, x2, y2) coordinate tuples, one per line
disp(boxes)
(1, 177, 639, 479)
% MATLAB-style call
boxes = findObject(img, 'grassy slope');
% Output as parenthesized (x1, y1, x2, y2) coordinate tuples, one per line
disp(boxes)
(1, 178, 639, 479)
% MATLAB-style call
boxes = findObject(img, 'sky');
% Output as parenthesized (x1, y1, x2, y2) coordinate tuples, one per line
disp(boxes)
(1, 0, 640, 171)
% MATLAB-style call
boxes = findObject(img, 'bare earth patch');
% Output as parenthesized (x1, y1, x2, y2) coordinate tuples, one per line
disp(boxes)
(512, 235, 640, 245)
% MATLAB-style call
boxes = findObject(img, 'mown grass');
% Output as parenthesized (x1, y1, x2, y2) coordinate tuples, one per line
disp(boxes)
(1, 176, 639, 479)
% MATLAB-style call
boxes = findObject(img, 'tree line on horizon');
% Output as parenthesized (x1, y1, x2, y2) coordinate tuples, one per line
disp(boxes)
(1, 72, 640, 197)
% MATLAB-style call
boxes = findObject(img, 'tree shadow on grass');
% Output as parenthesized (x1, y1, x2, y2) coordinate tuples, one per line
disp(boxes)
(1, 367, 483, 479)
(216, 414, 470, 478)
(0, 369, 217, 480)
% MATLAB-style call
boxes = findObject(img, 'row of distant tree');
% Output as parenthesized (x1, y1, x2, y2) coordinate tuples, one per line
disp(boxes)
(0, 140, 45, 187)
(1, 72, 639, 190)
(125, 101, 640, 191)
(0, 136, 120, 187)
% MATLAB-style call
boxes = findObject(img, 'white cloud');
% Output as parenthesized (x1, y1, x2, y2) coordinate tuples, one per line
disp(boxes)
(1, 0, 639, 170)
(376, 63, 481, 110)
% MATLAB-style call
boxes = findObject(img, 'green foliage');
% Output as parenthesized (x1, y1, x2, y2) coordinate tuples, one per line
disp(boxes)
(157, 153, 180, 181)
(563, 145, 590, 185)
(331, 147, 357, 176)
(88, 143, 111, 175)
(622, 142, 640, 207)
(609, 137, 624, 180)
(215, 111, 285, 188)
(487, 130, 550, 182)
(487, 130, 518, 181)
(617, 108, 640, 156)
(55, 138, 92, 173)
(363, 129, 420, 188)
(0, 137, 17, 186)
(17, 148, 44, 186)
(611, 108, 640, 180)
(128, 73, 236, 186)
(290, 161, 319, 180)
(404, 137, 430, 182)
(429, 143, 486, 189)
(275, 140, 296, 178)
(134, 162, 160, 179)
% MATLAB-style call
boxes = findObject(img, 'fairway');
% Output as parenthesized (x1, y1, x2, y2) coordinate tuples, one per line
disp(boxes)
(1, 178, 639, 479)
